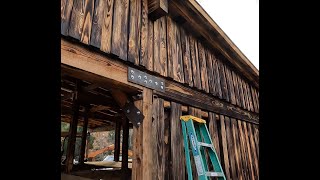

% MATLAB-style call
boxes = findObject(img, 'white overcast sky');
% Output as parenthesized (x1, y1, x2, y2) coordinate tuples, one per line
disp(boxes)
(196, 0, 259, 70)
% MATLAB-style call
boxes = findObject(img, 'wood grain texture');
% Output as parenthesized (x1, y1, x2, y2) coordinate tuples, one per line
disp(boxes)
(154, 79, 259, 123)
(218, 60, 229, 102)
(128, 0, 141, 65)
(212, 55, 223, 99)
(164, 110, 171, 179)
(243, 80, 251, 111)
(140, 0, 149, 67)
(225, 116, 237, 180)
(245, 81, 254, 112)
(152, 97, 166, 179)
(180, 27, 193, 87)
(219, 115, 231, 180)
(237, 119, 249, 180)
(159, 17, 168, 77)
(242, 121, 255, 180)
(147, 20, 154, 71)
(253, 124, 259, 158)
(148, 0, 168, 20)
(206, 50, 216, 96)
(153, 19, 161, 74)
(248, 123, 259, 179)
(237, 74, 246, 110)
(189, 36, 201, 90)
(250, 85, 258, 113)
(132, 99, 143, 180)
(61, 0, 74, 36)
(231, 71, 241, 107)
(173, 21, 184, 83)
(99, 0, 114, 53)
(197, 42, 209, 93)
(208, 112, 221, 161)
(170, 102, 185, 180)
(166, 16, 175, 79)
(231, 118, 243, 180)
(90, 0, 104, 48)
(68, 0, 84, 40)
(80, 0, 95, 44)
(225, 66, 236, 105)
(142, 88, 153, 179)
(111, 0, 129, 60)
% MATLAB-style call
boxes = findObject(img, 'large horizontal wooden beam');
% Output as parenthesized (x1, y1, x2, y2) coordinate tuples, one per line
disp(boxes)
(61, 38, 143, 94)
(155, 80, 259, 124)
(62, 38, 258, 124)
(148, 0, 168, 20)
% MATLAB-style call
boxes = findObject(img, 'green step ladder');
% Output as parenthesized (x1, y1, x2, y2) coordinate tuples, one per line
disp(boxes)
(180, 115, 226, 180)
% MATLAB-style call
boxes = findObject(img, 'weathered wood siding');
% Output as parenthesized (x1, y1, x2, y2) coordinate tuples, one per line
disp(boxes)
(61, 0, 259, 114)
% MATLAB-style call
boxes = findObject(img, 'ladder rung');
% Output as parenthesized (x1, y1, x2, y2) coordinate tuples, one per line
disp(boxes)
(198, 142, 213, 148)
(206, 172, 224, 177)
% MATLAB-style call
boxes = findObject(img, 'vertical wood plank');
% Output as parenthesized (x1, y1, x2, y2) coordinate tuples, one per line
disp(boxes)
(254, 87, 259, 113)
(250, 85, 258, 113)
(68, 0, 84, 40)
(212, 55, 222, 99)
(231, 118, 243, 180)
(142, 88, 153, 179)
(61, 0, 74, 36)
(198, 42, 210, 93)
(225, 116, 237, 180)
(237, 119, 249, 180)
(189, 36, 201, 90)
(132, 99, 143, 180)
(242, 80, 251, 111)
(90, 0, 104, 48)
(170, 102, 185, 180)
(219, 115, 231, 180)
(248, 123, 259, 180)
(225, 66, 236, 105)
(128, 0, 142, 65)
(218, 60, 229, 102)
(80, 0, 95, 44)
(242, 122, 255, 180)
(111, 0, 129, 60)
(152, 98, 166, 179)
(206, 50, 216, 96)
(159, 17, 168, 76)
(208, 112, 221, 161)
(174, 22, 185, 83)
(237, 75, 246, 110)
(246, 82, 254, 112)
(180, 27, 193, 87)
(140, 0, 149, 67)
(166, 16, 175, 79)
(253, 124, 259, 158)
(231, 71, 241, 107)
(147, 20, 154, 71)
(100, 0, 114, 53)
(153, 19, 161, 74)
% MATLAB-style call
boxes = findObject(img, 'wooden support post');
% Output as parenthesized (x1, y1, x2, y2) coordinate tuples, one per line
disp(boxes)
(121, 117, 129, 180)
(132, 98, 143, 180)
(142, 88, 153, 179)
(79, 105, 89, 164)
(114, 120, 121, 162)
(65, 80, 80, 173)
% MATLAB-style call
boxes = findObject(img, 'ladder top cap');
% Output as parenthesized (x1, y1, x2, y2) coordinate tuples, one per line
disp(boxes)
(180, 115, 206, 123)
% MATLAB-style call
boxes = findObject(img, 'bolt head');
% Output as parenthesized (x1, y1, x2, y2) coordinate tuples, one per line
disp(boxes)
(160, 86, 164, 89)
(130, 70, 134, 74)
(137, 111, 141, 115)
(126, 109, 130, 113)
(144, 75, 147, 79)
(130, 75, 134, 79)
(155, 82, 158, 85)
(138, 75, 141, 79)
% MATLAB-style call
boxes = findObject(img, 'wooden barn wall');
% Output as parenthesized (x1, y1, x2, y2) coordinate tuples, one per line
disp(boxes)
(143, 96, 259, 180)
(61, 0, 259, 114)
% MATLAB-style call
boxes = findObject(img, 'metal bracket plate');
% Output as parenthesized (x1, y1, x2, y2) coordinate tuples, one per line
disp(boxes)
(128, 67, 165, 92)
(123, 101, 144, 127)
